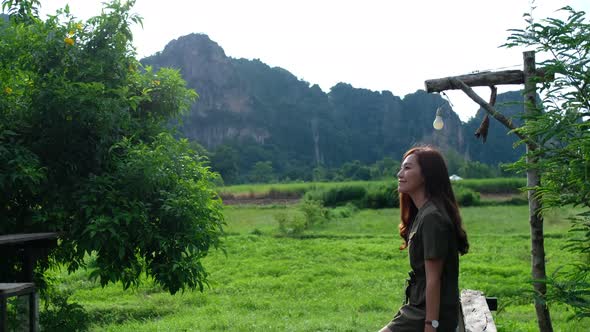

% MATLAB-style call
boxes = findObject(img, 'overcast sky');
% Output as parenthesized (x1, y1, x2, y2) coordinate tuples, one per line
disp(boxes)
(35, 0, 590, 121)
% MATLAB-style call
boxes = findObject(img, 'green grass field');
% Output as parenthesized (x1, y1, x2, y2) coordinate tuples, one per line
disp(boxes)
(52, 204, 588, 331)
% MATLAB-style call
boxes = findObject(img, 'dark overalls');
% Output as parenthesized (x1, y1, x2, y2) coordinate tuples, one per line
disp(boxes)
(387, 200, 460, 332)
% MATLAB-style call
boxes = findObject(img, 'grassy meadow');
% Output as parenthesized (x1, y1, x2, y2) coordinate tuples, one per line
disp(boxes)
(50, 203, 588, 331)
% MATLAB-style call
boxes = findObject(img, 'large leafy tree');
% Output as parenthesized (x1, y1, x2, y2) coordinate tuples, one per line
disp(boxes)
(505, 6, 590, 319)
(0, 0, 224, 294)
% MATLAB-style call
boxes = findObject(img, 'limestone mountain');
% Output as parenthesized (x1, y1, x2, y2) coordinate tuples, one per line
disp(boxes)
(142, 33, 525, 181)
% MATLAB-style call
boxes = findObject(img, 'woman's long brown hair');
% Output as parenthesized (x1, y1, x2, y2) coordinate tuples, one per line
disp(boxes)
(398, 146, 469, 255)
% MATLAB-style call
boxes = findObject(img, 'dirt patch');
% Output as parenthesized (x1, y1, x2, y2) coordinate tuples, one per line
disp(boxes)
(220, 191, 303, 205)
(222, 197, 300, 205)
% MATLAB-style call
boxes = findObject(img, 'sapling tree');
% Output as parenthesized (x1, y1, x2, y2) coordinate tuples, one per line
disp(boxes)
(504, 6, 590, 320)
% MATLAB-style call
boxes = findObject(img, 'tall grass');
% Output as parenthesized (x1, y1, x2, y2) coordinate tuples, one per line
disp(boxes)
(455, 177, 527, 194)
(218, 180, 390, 198)
(218, 178, 526, 200)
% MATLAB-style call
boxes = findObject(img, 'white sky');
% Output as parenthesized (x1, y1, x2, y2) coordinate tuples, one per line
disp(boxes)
(33, 0, 590, 121)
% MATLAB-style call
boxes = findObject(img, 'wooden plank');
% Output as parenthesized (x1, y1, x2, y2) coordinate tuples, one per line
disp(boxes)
(1, 296, 6, 332)
(486, 297, 498, 311)
(0, 233, 57, 245)
(425, 70, 524, 93)
(424, 68, 553, 93)
(30, 292, 39, 332)
(0, 283, 35, 297)
(0, 284, 37, 332)
(460, 289, 497, 332)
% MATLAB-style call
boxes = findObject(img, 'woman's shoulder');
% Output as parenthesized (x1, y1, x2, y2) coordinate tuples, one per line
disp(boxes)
(418, 200, 452, 227)
(418, 200, 441, 218)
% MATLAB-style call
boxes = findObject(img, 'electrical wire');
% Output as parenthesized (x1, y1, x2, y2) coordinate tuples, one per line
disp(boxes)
(471, 64, 522, 73)
(441, 91, 454, 108)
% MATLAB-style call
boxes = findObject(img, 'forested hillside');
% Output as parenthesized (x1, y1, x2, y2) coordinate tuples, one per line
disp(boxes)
(142, 33, 525, 183)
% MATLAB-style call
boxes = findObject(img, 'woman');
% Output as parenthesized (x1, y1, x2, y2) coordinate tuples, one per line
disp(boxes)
(380, 146, 469, 332)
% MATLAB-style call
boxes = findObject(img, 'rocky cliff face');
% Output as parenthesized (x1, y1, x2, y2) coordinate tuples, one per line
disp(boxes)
(142, 33, 520, 167)
(145, 34, 247, 113)
(143, 34, 267, 147)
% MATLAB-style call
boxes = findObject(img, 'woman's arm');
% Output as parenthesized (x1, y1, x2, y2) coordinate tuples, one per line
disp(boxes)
(424, 258, 444, 331)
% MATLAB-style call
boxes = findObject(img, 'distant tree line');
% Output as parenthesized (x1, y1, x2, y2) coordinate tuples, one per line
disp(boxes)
(194, 140, 518, 184)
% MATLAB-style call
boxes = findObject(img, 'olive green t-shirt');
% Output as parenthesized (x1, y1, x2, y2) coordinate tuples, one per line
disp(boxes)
(407, 199, 460, 317)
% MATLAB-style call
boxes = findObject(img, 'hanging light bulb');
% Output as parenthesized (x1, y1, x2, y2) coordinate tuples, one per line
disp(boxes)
(433, 107, 444, 130)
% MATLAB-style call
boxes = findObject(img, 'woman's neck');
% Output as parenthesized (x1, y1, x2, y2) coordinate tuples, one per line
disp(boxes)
(411, 191, 429, 209)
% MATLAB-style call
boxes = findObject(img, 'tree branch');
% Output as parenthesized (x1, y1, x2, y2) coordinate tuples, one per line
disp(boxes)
(448, 77, 539, 150)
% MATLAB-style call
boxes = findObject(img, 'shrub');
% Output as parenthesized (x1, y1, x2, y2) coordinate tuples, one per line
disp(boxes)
(454, 186, 481, 207)
(298, 200, 330, 227)
(40, 289, 90, 332)
(329, 203, 359, 218)
(305, 185, 367, 207)
(268, 187, 305, 199)
(275, 212, 306, 237)
(303, 189, 324, 202)
(454, 178, 526, 194)
(275, 200, 330, 236)
(250, 228, 263, 236)
(503, 195, 528, 206)
(364, 184, 399, 209)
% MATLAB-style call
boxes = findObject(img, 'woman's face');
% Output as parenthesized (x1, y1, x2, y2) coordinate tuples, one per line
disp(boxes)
(397, 154, 425, 196)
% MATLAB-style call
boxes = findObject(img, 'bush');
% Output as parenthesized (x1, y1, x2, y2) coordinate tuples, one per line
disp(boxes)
(454, 186, 481, 206)
(275, 212, 306, 237)
(298, 200, 330, 227)
(275, 200, 330, 236)
(305, 185, 367, 207)
(503, 195, 528, 205)
(454, 178, 525, 194)
(329, 203, 359, 218)
(268, 187, 306, 199)
(304, 183, 400, 209)
(40, 289, 90, 332)
(364, 184, 399, 209)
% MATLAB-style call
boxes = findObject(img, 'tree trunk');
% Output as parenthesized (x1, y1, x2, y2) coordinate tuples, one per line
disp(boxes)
(311, 117, 321, 166)
(523, 51, 553, 332)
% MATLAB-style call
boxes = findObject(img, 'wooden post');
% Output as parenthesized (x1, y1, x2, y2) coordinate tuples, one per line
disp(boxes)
(523, 51, 553, 332)
(0, 295, 6, 332)
(16, 293, 38, 332)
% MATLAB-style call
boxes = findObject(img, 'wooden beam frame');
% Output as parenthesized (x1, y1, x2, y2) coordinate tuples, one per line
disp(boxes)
(423, 51, 555, 332)
(447, 77, 538, 150)
(425, 70, 523, 93)
(424, 69, 553, 93)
